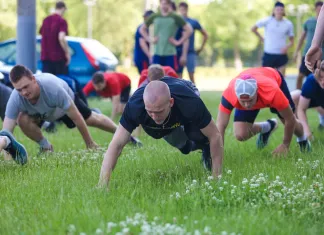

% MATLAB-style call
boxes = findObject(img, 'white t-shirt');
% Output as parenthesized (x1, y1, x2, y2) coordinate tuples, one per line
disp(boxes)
(256, 16, 294, 55)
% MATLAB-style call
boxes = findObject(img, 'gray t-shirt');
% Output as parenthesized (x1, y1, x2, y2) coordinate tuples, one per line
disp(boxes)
(256, 16, 294, 54)
(0, 83, 12, 120)
(6, 73, 75, 122)
(303, 17, 324, 57)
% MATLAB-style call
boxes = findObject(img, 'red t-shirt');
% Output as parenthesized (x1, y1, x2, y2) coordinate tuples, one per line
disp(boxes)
(83, 72, 131, 98)
(219, 67, 289, 114)
(40, 14, 68, 62)
(138, 66, 178, 87)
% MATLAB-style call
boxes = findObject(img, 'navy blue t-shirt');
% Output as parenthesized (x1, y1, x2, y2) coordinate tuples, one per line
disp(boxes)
(134, 24, 149, 62)
(120, 77, 211, 139)
(176, 17, 203, 54)
(301, 74, 324, 108)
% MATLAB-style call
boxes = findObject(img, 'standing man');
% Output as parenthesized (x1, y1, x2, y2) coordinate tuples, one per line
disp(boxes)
(176, 2, 208, 83)
(40, 1, 70, 75)
(134, 10, 154, 74)
(294, 1, 324, 89)
(252, 2, 294, 77)
(98, 78, 223, 188)
(216, 67, 311, 155)
(139, 0, 193, 71)
(83, 72, 131, 120)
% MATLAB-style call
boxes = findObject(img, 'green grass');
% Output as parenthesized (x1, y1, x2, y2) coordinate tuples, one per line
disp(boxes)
(1, 92, 324, 235)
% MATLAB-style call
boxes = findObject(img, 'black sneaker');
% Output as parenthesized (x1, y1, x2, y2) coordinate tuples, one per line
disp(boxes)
(0, 130, 27, 165)
(298, 139, 311, 153)
(201, 144, 212, 171)
(130, 136, 143, 147)
(256, 119, 278, 149)
(44, 122, 57, 133)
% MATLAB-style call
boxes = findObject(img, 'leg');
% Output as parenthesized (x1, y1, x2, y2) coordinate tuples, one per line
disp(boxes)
(233, 109, 261, 141)
(85, 112, 117, 133)
(276, 55, 289, 77)
(176, 51, 184, 78)
(278, 65, 286, 77)
(290, 90, 301, 107)
(164, 55, 178, 72)
(163, 126, 192, 154)
(296, 73, 305, 90)
(187, 53, 196, 84)
(297, 56, 312, 89)
(17, 113, 44, 143)
(119, 85, 131, 114)
(42, 60, 53, 73)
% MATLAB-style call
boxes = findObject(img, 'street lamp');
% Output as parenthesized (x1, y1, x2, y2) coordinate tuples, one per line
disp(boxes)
(84, 0, 96, 39)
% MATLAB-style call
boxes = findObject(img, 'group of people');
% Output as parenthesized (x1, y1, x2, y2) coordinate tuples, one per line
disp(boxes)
(1, 0, 324, 190)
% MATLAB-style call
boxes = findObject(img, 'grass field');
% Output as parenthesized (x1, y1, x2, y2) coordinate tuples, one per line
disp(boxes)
(1, 91, 324, 235)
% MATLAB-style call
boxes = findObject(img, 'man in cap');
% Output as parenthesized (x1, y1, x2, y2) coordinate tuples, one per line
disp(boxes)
(216, 67, 311, 155)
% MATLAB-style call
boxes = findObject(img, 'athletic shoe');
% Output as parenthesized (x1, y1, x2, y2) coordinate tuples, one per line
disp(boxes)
(0, 130, 27, 165)
(44, 122, 57, 133)
(299, 139, 311, 153)
(256, 119, 278, 149)
(130, 136, 143, 147)
(201, 144, 212, 171)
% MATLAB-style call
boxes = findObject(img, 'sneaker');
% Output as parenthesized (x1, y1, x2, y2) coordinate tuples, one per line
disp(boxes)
(318, 124, 324, 131)
(298, 139, 311, 153)
(201, 144, 212, 171)
(44, 122, 57, 133)
(129, 136, 143, 147)
(256, 119, 278, 149)
(0, 130, 28, 165)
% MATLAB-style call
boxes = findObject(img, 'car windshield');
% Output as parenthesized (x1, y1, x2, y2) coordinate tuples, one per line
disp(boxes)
(0, 42, 16, 62)
(82, 40, 116, 60)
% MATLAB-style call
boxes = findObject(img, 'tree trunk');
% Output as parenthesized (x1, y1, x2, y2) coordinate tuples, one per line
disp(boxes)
(233, 40, 243, 71)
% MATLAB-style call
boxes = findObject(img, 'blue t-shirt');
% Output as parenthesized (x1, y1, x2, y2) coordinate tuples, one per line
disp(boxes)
(301, 74, 324, 108)
(176, 17, 203, 54)
(134, 24, 149, 62)
(120, 77, 211, 139)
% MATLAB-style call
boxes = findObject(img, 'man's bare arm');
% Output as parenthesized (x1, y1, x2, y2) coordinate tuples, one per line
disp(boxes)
(58, 32, 70, 65)
(2, 117, 17, 133)
(278, 107, 296, 148)
(297, 96, 312, 137)
(216, 110, 231, 142)
(251, 25, 264, 42)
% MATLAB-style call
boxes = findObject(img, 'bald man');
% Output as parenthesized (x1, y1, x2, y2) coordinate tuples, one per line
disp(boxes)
(98, 79, 223, 188)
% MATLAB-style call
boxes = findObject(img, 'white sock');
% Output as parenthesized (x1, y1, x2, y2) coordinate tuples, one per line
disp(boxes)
(260, 122, 271, 134)
(3, 136, 11, 148)
(38, 138, 51, 149)
(319, 115, 324, 126)
(297, 135, 307, 142)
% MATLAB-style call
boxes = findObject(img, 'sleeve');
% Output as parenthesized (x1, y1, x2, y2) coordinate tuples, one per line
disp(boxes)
(119, 103, 140, 133)
(59, 19, 68, 35)
(109, 78, 121, 96)
(55, 88, 73, 111)
(5, 92, 21, 120)
(145, 14, 157, 27)
(287, 21, 294, 37)
(301, 76, 316, 99)
(303, 20, 308, 32)
(271, 89, 290, 111)
(193, 19, 202, 30)
(138, 73, 147, 87)
(255, 17, 270, 28)
(82, 81, 94, 96)
(173, 14, 186, 27)
(218, 88, 235, 114)
(165, 67, 178, 78)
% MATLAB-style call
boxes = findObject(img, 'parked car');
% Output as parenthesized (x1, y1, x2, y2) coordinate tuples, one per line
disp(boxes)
(0, 36, 119, 87)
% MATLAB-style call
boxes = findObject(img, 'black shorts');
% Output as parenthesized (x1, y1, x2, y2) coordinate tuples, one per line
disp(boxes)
(57, 95, 92, 129)
(120, 85, 131, 103)
(299, 56, 312, 76)
(42, 60, 68, 76)
(262, 53, 288, 69)
(234, 71, 295, 123)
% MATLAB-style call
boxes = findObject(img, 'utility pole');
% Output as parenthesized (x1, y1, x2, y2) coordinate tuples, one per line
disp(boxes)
(84, 0, 96, 39)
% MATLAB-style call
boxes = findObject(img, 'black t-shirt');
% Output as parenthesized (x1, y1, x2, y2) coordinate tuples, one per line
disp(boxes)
(120, 77, 212, 139)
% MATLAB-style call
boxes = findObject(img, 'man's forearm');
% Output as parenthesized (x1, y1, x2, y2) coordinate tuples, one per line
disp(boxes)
(297, 110, 311, 136)
(178, 25, 192, 45)
(139, 25, 150, 42)
(59, 38, 69, 55)
(73, 116, 93, 146)
(312, 6, 324, 47)
(283, 118, 296, 147)
(210, 135, 223, 178)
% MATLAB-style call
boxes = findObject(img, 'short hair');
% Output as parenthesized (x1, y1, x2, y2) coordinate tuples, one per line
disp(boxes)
(171, 2, 177, 11)
(160, 0, 172, 4)
(148, 64, 165, 81)
(55, 1, 66, 10)
(179, 2, 188, 9)
(92, 72, 105, 84)
(10, 65, 33, 83)
(315, 1, 323, 8)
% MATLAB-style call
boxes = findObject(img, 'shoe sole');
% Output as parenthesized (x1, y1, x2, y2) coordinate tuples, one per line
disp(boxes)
(256, 119, 278, 149)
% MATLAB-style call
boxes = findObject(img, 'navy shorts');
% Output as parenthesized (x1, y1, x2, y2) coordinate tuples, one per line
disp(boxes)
(120, 85, 131, 104)
(262, 53, 288, 69)
(134, 59, 149, 74)
(299, 56, 312, 76)
(234, 72, 295, 123)
(153, 55, 178, 72)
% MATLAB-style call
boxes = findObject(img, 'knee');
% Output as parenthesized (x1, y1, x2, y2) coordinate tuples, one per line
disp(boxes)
(234, 131, 248, 142)
(17, 113, 30, 127)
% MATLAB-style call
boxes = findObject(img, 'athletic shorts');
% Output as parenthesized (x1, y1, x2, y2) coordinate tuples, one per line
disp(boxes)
(262, 53, 288, 69)
(299, 56, 312, 76)
(42, 60, 69, 76)
(0, 83, 12, 121)
(120, 85, 131, 104)
(234, 71, 295, 123)
(134, 59, 149, 74)
(153, 55, 178, 72)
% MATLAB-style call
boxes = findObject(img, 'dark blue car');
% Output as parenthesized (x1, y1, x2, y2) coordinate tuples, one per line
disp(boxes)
(0, 36, 119, 87)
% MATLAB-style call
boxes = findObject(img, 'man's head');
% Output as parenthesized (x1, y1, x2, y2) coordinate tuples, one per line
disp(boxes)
(10, 65, 39, 101)
(143, 10, 154, 21)
(92, 72, 107, 91)
(273, 1, 285, 19)
(315, 1, 323, 16)
(235, 75, 258, 109)
(143, 81, 174, 124)
(55, 1, 67, 15)
(148, 64, 165, 82)
(170, 1, 177, 12)
(160, 0, 172, 13)
(178, 2, 188, 17)
(314, 61, 324, 88)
